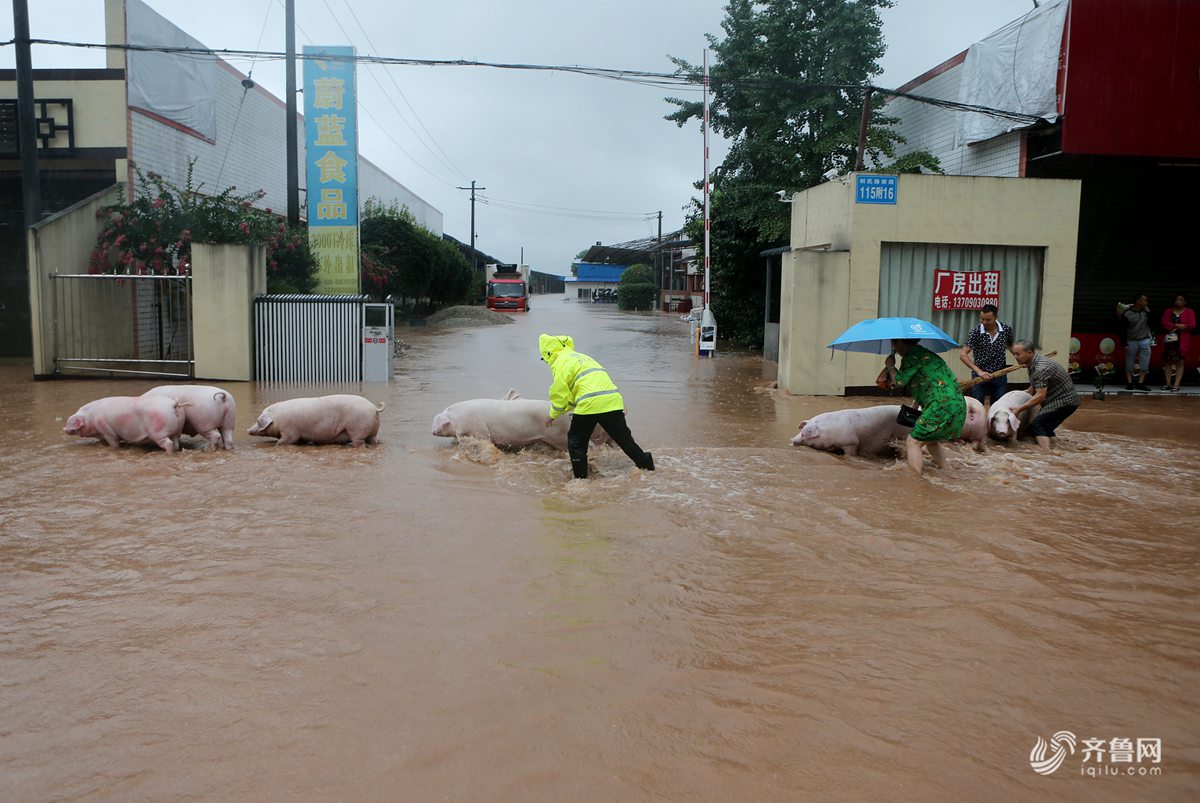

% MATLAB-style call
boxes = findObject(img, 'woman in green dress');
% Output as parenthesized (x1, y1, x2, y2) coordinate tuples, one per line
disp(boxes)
(880, 338, 966, 475)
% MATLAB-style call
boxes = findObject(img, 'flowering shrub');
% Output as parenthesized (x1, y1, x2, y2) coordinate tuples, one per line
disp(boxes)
(90, 161, 317, 293)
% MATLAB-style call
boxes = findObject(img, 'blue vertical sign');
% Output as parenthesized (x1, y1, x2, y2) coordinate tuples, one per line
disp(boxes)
(303, 45, 359, 294)
(855, 174, 898, 205)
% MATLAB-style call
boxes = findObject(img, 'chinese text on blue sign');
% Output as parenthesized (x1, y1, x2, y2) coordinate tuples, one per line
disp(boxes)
(303, 45, 359, 294)
(855, 174, 898, 205)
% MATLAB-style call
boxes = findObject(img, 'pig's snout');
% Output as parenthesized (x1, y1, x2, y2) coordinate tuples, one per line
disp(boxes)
(431, 412, 453, 437)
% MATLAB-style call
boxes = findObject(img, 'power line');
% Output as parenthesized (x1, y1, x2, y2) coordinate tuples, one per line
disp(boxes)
(477, 194, 657, 218)
(336, 0, 468, 180)
(7, 38, 1049, 125)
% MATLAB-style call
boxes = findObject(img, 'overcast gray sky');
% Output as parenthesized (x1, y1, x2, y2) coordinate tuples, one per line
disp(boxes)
(3, 0, 1035, 275)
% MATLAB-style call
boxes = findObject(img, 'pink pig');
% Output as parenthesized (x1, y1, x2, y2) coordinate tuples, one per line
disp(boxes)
(142, 384, 237, 450)
(63, 395, 190, 453)
(247, 394, 385, 446)
(431, 389, 611, 451)
(792, 405, 911, 457)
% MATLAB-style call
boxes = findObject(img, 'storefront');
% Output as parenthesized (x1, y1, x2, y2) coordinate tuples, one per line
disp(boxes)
(776, 173, 1081, 395)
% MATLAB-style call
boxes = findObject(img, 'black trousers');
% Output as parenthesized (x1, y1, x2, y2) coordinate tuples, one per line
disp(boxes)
(567, 410, 650, 478)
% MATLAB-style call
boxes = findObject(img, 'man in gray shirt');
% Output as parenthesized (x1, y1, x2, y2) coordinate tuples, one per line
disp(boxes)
(1011, 340, 1082, 451)
(1119, 294, 1152, 391)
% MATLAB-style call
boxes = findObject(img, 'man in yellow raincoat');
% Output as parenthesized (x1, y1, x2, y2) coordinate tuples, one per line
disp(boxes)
(539, 333, 654, 479)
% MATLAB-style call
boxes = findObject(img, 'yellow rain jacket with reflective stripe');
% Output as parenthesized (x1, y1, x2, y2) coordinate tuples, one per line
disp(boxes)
(539, 333, 624, 419)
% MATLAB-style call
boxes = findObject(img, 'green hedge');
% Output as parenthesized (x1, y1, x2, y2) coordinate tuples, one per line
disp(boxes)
(617, 282, 656, 311)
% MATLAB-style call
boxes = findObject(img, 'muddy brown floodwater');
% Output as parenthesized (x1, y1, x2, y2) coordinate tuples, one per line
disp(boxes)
(1, 295, 1197, 801)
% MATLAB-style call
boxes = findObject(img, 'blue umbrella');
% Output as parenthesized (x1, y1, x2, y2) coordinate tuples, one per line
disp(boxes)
(827, 317, 958, 354)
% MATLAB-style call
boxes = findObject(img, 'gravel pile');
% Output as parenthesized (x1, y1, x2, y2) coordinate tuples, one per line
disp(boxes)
(392, 337, 413, 358)
(426, 306, 515, 327)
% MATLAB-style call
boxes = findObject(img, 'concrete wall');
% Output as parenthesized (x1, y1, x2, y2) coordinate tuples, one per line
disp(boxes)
(27, 185, 126, 377)
(778, 250, 851, 395)
(0, 78, 127, 153)
(882, 60, 1023, 178)
(781, 173, 1081, 395)
(191, 243, 266, 382)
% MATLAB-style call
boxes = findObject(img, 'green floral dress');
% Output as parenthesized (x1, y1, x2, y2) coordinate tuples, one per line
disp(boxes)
(895, 344, 967, 442)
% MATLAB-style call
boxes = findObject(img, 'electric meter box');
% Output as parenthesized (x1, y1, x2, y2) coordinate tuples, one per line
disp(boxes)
(362, 303, 394, 382)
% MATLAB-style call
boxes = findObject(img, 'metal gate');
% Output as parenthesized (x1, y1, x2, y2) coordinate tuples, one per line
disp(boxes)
(254, 294, 368, 382)
(50, 273, 193, 378)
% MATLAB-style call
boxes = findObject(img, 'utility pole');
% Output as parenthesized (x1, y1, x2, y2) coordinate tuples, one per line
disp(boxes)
(854, 87, 874, 172)
(656, 211, 662, 309)
(456, 180, 485, 273)
(13, 0, 41, 227)
(285, 0, 299, 225)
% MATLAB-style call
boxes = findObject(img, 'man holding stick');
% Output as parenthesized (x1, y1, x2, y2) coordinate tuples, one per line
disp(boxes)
(1010, 340, 1081, 451)
(959, 304, 1015, 405)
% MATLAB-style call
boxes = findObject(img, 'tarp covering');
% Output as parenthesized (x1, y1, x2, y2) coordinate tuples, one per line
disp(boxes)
(956, 0, 1068, 146)
(127, 0, 217, 141)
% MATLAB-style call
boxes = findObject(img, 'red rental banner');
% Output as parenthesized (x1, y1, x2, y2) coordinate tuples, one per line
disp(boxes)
(932, 269, 1001, 311)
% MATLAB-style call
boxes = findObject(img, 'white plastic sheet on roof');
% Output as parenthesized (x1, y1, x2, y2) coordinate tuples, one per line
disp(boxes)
(956, 0, 1069, 146)
(126, 0, 217, 141)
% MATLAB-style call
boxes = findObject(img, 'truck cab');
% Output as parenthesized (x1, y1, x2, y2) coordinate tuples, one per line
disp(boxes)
(485, 263, 530, 312)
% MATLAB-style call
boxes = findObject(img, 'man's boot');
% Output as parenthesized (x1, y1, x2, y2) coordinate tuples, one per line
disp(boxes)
(571, 457, 589, 479)
(639, 452, 655, 471)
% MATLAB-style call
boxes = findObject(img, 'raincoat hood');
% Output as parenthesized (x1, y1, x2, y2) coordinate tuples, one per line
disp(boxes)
(539, 333, 574, 366)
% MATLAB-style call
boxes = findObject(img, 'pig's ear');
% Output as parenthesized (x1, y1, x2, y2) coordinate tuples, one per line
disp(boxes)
(256, 414, 274, 429)
(798, 420, 808, 431)
(1008, 412, 1020, 432)
(502, 388, 521, 400)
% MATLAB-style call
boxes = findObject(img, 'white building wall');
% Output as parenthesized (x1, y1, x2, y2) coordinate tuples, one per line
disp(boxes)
(130, 61, 442, 232)
(360, 157, 442, 233)
(883, 62, 1022, 178)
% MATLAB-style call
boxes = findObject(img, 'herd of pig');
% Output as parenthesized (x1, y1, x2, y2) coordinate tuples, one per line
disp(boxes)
(63, 384, 1039, 460)
(62, 387, 385, 451)
(61, 386, 602, 453)
(791, 390, 1040, 456)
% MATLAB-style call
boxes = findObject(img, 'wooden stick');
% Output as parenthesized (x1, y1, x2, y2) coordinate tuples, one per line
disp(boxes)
(959, 351, 1057, 390)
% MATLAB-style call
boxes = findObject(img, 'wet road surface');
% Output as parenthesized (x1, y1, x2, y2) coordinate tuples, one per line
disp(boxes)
(1, 295, 1198, 800)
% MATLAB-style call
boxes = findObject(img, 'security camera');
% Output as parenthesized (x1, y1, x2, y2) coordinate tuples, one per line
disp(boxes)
(775, 189, 787, 199)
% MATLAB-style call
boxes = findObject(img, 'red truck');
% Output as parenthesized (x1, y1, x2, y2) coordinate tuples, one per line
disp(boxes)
(485, 264, 530, 312)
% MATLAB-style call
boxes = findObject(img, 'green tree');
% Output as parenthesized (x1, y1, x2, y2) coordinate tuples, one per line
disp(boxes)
(361, 197, 473, 310)
(665, 0, 902, 346)
(620, 263, 654, 286)
(617, 262, 656, 311)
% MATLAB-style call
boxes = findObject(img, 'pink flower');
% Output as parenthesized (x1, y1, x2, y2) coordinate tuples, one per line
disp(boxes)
(239, 221, 250, 235)
(152, 197, 166, 209)
(114, 234, 127, 247)
(181, 229, 191, 241)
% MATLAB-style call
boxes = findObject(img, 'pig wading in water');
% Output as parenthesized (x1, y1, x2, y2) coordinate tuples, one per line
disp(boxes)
(143, 384, 237, 450)
(793, 398, 987, 457)
(431, 390, 611, 451)
(63, 395, 190, 453)
(247, 395, 385, 446)
(987, 390, 1039, 442)
(791, 405, 911, 457)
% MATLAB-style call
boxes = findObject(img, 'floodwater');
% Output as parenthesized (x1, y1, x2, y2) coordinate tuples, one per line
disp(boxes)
(1, 294, 1197, 801)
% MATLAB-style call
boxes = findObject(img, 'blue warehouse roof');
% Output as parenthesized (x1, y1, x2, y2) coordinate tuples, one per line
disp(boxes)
(574, 262, 627, 282)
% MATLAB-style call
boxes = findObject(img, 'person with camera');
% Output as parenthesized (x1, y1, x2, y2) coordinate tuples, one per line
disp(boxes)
(1160, 293, 1194, 392)
(879, 339, 966, 476)
(1117, 294, 1153, 391)
(959, 303, 1015, 405)
(1009, 340, 1082, 451)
